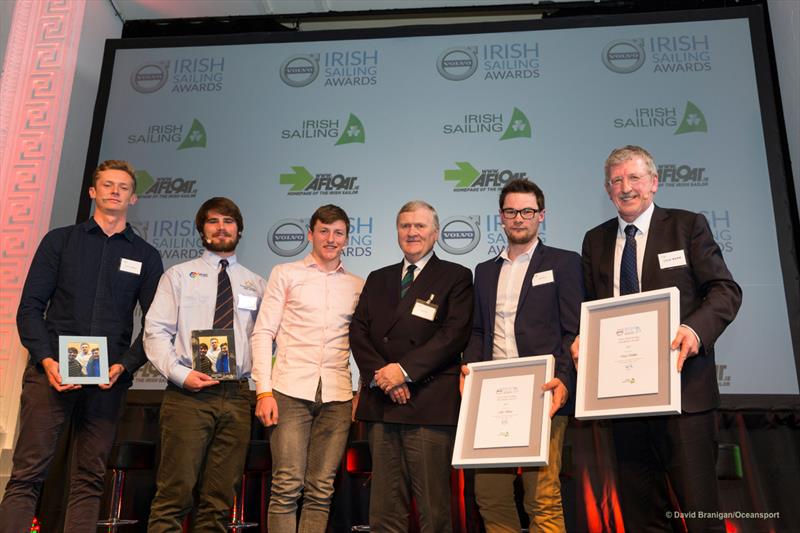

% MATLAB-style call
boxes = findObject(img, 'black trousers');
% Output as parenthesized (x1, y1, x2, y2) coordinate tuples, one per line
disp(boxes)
(0, 364, 128, 533)
(367, 422, 455, 533)
(612, 410, 724, 533)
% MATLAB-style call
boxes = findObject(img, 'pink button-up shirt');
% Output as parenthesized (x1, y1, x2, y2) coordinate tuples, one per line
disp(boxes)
(250, 255, 364, 401)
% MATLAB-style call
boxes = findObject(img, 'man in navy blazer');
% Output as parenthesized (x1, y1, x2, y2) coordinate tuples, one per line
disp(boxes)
(574, 145, 742, 532)
(462, 179, 583, 533)
(350, 200, 473, 533)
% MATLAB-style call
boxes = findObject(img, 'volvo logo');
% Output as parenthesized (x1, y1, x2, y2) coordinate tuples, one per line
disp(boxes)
(267, 219, 309, 257)
(437, 216, 481, 255)
(131, 62, 169, 93)
(602, 39, 646, 74)
(436, 47, 478, 81)
(280, 55, 320, 87)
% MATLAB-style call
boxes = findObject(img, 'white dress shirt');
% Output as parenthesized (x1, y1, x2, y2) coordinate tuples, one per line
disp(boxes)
(250, 254, 364, 402)
(492, 239, 538, 360)
(144, 251, 266, 387)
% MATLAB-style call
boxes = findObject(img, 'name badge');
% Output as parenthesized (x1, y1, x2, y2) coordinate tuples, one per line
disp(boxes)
(238, 294, 258, 311)
(658, 250, 687, 269)
(532, 270, 554, 286)
(411, 294, 438, 321)
(119, 258, 142, 275)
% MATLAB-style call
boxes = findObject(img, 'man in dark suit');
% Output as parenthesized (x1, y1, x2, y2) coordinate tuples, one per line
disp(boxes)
(350, 200, 473, 533)
(574, 145, 742, 532)
(462, 179, 583, 533)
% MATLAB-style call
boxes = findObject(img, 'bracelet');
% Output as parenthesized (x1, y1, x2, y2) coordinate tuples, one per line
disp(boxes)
(256, 392, 273, 400)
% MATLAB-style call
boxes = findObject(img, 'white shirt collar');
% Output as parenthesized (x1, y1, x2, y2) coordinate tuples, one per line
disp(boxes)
(201, 250, 238, 269)
(498, 238, 539, 263)
(403, 249, 434, 273)
(617, 202, 655, 236)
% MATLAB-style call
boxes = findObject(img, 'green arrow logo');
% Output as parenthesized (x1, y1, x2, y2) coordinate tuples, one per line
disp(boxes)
(177, 119, 207, 150)
(444, 162, 480, 188)
(335, 113, 365, 145)
(674, 101, 707, 135)
(500, 107, 532, 140)
(280, 166, 314, 191)
(134, 170, 155, 195)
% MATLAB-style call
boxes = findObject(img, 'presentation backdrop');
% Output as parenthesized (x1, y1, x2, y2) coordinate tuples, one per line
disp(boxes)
(88, 7, 799, 398)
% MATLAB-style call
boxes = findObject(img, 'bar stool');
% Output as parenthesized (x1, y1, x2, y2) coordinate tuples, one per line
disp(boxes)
(97, 440, 156, 532)
(229, 439, 271, 531)
(346, 438, 372, 532)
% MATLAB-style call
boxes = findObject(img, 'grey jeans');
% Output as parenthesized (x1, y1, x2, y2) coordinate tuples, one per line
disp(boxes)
(268, 385, 352, 533)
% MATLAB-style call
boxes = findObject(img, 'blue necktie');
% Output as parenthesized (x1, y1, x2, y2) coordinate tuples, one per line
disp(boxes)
(620, 225, 639, 295)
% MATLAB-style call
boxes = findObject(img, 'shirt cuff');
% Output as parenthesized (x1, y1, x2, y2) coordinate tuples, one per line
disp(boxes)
(397, 363, 412, 383)
(680, 323, 702, 348)
(170, 365, 192, 388)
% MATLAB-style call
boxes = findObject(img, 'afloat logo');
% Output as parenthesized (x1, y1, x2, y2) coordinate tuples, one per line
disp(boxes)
(442, 107, 531, 140)
(437, 47, 479, 81)
(602, 39, 646, 74)
(437, 42, 540, 81)
(602, 34, 712, 74)
(438, 216, 481, 255)
(444, 162, 527, 192)
(134, 170, 198, 199)
(131, 57, 225, 94)
(279, 167, 359, 196)
(280, 55, 320, 87)
(658, 163, 708, 187)
(612, 101, 707, 134)
(267, 219, 309, 257)
(127, 118, 207, 150)
(131, 62, 169, 93)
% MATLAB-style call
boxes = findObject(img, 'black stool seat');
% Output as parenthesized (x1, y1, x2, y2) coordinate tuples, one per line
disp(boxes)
(99, 440, 157, 531)
(107, 440, 156, 470)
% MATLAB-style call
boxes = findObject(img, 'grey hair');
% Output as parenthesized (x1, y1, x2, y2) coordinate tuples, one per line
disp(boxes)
(604, 145, 657, 185)
(396, 200, 440, 230)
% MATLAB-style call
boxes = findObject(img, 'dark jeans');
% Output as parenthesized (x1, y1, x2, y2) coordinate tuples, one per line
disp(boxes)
(0, 364, 128, 533)
(147, 381, 251, 533)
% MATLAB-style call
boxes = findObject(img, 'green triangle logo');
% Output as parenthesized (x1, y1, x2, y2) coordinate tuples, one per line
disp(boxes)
(335, 114, 365, 145)
(674, 101, 707, 135)
(177, 119, 207, 150)
(134, 170, 155, 195)
(500, 108, 531, 140)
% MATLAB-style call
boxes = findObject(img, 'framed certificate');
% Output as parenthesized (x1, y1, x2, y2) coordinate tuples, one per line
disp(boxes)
(576, 287, 681, 419)
(59, 335, 109, 385)
(452, 355, 554, 468)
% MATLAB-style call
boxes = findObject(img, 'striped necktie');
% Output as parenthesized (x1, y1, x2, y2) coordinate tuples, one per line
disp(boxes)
(620, 225, 639, 295)
(400, 264, 416, 298)
(213, 259, 234, 329)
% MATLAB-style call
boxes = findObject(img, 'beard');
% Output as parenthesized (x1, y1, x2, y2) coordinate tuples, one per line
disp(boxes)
(204, 232, 239, 253)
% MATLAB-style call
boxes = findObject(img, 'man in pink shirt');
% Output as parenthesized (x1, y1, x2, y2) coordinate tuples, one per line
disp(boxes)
(251, 204, 364, 533)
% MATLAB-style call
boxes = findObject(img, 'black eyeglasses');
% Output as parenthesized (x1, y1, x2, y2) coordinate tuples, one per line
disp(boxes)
(501, 208, 541, 220)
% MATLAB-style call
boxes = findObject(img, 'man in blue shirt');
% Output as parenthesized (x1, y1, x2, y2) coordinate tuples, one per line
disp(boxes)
(0, 160, 163, 533)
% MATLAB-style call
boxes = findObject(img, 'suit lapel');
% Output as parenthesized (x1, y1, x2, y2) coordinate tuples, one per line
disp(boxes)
(598, 220, 617, 299)
(374, 262, 403, 335)
(484, 257, 503, 335)
(517, 242, 546, 310)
